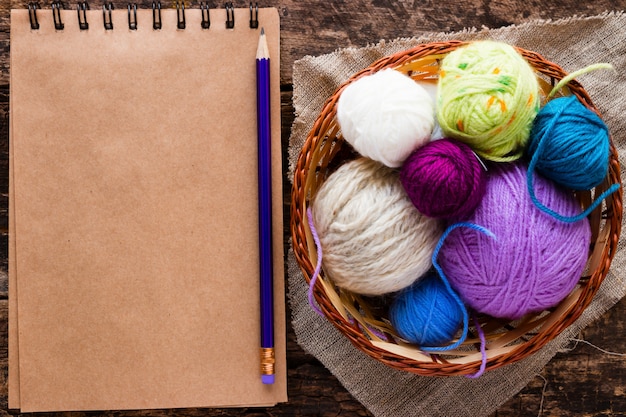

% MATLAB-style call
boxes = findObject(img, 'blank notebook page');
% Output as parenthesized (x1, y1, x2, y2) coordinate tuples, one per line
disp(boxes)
(10, 7, 286, 412)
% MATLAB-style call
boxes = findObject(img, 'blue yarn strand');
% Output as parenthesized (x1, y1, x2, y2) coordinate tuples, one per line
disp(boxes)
(527, 96, 620, 223)
(422, 222, 496, 352)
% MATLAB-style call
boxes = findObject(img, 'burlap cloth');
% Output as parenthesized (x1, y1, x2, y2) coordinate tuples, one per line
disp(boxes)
(287, 12, 626, 417)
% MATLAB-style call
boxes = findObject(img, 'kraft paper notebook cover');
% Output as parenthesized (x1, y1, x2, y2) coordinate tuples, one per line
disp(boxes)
(9, 5, 286, 412)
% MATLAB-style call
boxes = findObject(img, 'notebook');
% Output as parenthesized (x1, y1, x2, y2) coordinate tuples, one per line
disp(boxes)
(9, 4, 286, 412)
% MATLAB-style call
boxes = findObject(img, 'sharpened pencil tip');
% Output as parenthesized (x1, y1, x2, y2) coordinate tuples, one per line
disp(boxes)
(256, 27, 270, 60)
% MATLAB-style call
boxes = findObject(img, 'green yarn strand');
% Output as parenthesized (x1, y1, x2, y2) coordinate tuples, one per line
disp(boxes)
(548, 63, 615, 98)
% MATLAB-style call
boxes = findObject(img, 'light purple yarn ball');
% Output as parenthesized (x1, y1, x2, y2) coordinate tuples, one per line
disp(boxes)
(438, 162, 591, 319)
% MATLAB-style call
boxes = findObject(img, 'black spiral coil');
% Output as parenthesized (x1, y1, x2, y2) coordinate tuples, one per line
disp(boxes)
(26, 2, 261, 31)
(28, 2, 40, 29)
(51, 1, 64, 30)
(77, 1, 89, 30)
(102, 2, 113, 29)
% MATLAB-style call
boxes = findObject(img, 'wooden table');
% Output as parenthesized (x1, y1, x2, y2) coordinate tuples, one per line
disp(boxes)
(1, 1, 625, 415)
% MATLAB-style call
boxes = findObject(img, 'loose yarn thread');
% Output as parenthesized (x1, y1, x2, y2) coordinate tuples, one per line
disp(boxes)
(336, 68, 435, 168)
(430, 223, 493, 376)
(465, 315, 487, 379)
(437, 40, 540, 162)
(400, 138, 487, 219)
(547, 63, 615, 100)
(423, 221, 496, 352)
(306, 207, 324, 317)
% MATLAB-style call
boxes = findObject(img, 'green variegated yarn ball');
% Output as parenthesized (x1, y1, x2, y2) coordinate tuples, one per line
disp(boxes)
(437, 40, 541, 162)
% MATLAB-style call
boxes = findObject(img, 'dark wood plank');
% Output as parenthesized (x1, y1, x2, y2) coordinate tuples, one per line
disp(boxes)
(275, 0, 625, 84)
(2, 0, 626, 416)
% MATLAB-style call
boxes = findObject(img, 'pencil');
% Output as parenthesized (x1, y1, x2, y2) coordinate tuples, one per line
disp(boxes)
(256, 27, 275, 385)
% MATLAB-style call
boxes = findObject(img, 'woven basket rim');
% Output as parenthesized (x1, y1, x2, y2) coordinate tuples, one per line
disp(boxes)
(290, 40, 623, 376)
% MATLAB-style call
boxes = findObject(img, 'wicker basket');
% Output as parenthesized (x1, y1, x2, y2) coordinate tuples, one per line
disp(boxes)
(291, 40, 623, 376)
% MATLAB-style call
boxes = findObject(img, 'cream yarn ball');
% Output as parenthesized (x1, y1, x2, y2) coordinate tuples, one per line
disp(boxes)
(312, 158, 443, 295)
(336, 68, 435, 168)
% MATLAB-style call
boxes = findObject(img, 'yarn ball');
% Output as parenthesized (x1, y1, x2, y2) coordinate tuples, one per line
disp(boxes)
(437, 40, 541, 162)
(527, 95, 610, 190)
(438, 162, 591, 319)
(312, 158, 443, 295)
(389, 274, 464, 346)
(337, 68, 435, 168)
(400, 138, 487, 219)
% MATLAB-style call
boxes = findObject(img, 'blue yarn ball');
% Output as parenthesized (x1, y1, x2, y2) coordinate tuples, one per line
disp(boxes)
(527, 95, 610, 190)
(389, 274, 464, 346)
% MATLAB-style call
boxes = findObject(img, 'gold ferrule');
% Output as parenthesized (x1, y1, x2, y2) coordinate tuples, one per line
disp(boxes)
(260, 347, 275, 375)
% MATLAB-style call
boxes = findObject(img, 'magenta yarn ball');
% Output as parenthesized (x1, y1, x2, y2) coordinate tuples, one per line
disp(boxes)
(438, 162, 591, 319)
(400, 138, 487, 219)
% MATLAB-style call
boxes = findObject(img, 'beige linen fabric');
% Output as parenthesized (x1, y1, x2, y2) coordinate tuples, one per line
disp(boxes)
(287, 13, 626, 417)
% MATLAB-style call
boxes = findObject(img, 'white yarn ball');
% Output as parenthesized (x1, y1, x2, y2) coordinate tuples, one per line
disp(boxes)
(337, 68, 435, 168)
(312, 158, 443, 295)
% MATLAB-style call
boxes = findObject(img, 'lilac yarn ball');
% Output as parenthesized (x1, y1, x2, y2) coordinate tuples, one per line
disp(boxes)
(438, 162, 591, 319)
(400, 138, 487, 219)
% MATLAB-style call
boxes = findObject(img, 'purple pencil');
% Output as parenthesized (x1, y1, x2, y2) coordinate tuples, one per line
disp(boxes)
(256, 27, 275, 385)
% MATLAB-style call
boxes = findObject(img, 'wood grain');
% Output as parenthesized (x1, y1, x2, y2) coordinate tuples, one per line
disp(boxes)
(2, 0, 626, 416)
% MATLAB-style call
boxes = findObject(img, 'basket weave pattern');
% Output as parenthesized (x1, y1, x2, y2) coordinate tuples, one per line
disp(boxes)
(291, 40, 623, 376)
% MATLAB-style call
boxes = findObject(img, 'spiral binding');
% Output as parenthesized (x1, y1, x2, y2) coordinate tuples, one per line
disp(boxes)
(26, 1, 261, 31)
(77, 1, 89, 30)
(200, 2, 210, 29)
(28, 2, 40, 29)
(152, 0, 161, 29)
(225, 2, 235, 29)
(102, 2, 113, 29)
(51, 1, 64, 30)
(249, 2, 258, 29)
(127, 3, 137, 29)
(176, 1, 185, 29)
